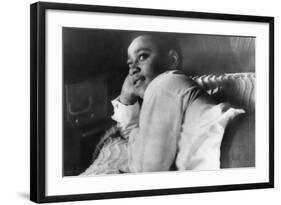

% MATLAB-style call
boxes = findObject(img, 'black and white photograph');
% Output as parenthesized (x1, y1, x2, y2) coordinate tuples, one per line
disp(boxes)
(29, 2, 274, 203)
(63, 28, 256, 176)
(1, 0, 279, 204)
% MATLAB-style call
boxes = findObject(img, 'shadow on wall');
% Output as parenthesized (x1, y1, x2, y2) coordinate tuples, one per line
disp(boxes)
(180, 35, 255, 75)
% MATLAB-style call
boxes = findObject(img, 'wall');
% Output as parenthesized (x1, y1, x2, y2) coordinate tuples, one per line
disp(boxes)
(0, 0, 280, 205)
(181, 35, 255, 74)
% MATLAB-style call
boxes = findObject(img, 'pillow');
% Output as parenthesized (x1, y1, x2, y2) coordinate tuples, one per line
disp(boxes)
(175, 101, 245, 170)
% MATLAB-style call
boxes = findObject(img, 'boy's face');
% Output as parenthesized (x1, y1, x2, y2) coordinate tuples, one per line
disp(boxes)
(127, 35, 168, 98)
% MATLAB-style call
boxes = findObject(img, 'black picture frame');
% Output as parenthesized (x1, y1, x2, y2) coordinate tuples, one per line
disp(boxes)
(30, 1, 274, 203)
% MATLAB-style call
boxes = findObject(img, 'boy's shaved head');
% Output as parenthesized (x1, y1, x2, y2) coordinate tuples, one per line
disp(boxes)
(128, 32, 182, 68)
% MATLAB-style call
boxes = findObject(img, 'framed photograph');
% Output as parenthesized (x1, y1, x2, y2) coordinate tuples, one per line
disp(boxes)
(30, 1, 274, 203)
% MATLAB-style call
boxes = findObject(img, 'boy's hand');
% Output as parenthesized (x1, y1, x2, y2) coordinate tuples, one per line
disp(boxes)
(119, 74, 140, 105)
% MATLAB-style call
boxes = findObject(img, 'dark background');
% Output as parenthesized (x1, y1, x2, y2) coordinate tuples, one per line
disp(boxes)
(63, 27, 255, 176)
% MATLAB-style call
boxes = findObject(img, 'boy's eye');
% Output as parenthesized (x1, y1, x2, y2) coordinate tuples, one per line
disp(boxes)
(138, 53, 149, 61)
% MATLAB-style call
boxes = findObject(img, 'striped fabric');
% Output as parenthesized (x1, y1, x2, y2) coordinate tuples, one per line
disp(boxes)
(192, 73, 255, 112)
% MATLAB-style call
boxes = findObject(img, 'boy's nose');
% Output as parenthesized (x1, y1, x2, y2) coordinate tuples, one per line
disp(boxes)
(129, 67, 140, 76)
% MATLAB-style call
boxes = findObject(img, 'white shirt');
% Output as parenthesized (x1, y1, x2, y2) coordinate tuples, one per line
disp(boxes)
(111, 70, 244, 173)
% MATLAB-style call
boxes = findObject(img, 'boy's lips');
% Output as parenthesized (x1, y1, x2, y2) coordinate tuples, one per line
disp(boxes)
(134, 76, 145, 85)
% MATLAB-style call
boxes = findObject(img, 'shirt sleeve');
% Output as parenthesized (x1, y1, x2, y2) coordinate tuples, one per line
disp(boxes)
(111, 97, 140, 139)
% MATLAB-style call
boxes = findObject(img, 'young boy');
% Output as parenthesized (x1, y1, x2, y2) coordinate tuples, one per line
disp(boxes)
(81, 33, 244, 175)
(111, 33, 244, 172)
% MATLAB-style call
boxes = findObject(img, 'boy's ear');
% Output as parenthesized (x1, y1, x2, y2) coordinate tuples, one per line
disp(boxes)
(168, 49, 180, 69)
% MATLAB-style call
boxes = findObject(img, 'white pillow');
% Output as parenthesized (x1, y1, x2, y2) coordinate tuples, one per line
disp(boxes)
(176, 102, 245, 170)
